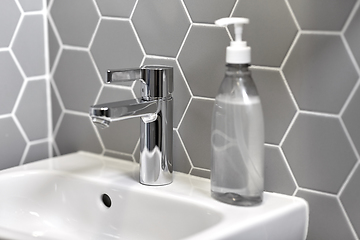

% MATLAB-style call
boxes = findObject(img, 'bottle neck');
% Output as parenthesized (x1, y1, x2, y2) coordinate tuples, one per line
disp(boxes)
(225, 63, 251, 76)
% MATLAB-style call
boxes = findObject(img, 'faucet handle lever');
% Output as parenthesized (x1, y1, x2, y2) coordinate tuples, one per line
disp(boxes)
(107, 65, 173, 100)
(107, 68, 141, 84)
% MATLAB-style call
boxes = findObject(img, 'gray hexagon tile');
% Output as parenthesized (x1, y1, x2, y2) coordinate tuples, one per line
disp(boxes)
(173, 130, 191, 174)
(297, 189, 356, 240)
(183, 0, 236, 24)
(232, 0, 297, 67)
(143, 57, 191, 128)
(282, 113, 357, 194)
(48, 20, 59, 72)
(104, 151, 134, 162)
(15, 80, 48, 141)
(96, 0, 136, 18)
(0, 51, 23, 115)
(18, 0, 43, 12)
(264, 145, 296, 195)
(191, 168, 210, 179)
(12, 15, 45, 77)
(252, 68, 297, 145)
(178, 25, 229, 98)
(288, 0, 356, 31)
(53, 49, 101, 113)
(55, 113, 102, 155)
(343, 84, 360, 156)
(51, 82, 62, 131)
(0, 0, 21, 48)
(24, 142, 49, 164)
(346, 5, 360, 67)
(283, 34, 358, 114)
(132, 0, 190, 57)
(178, 98, 214, 170)
(95, 86, 140, 154)
(50, 0, 99, 47)
(0, 117, 26, 170)
(340, 165, 360, 237)
(90, 19, 143, 84)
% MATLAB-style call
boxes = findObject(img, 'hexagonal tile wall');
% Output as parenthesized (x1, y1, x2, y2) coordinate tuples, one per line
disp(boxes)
(18, 0, 43, 12)
(297, 189, 356, 240)
(283, 34, 358, 114)
(264, 145, 297, 195)
(342, 84, 360, 156)
(178, 25, 229, 98)
(282, 113, 357, 194)
(143, 57, 191, 128)
(0, 0, 21, 48)
(132, 0, 191, 57)
(53, 49, 101, 113)
(50, 0, 100, 47)
(12, 15, 45, 77)
(183, 0, 236, 24)
(340, 165, 360, 238)
(95, 0, 137, 18)
(232, 0, 297, 67)
(0, 117, 26, 170)
(90, 19, 143, 85)
(178, 98, 214, 170)
(0, 52, 24, 115)
(252, 68, 297, 145)
(15, 80, 48, 141)
(288, 0, 356, 31)
(55, 113, 102, 155)
(345, 4, 360, 68)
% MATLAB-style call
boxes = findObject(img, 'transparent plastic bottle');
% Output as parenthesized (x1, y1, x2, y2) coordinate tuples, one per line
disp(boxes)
(211, 63, 264, 206)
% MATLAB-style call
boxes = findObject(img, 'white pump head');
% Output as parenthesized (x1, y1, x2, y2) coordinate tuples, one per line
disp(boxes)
(215, 17, 251, 64)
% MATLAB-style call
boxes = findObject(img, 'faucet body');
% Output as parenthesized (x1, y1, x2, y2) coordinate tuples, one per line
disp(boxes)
(90, 66, 173, 186)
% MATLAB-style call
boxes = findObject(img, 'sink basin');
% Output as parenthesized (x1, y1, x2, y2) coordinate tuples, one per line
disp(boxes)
(0, 152, 308, 240)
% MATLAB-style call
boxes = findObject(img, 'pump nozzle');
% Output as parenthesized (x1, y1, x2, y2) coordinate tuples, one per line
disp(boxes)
(215, 17, 251, 64)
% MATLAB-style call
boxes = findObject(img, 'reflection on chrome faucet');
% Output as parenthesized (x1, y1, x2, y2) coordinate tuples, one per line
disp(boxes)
(89, 66, 173, 186)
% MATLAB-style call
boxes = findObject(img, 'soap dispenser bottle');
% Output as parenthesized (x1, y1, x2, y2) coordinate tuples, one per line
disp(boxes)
(211, 18, 264, 206)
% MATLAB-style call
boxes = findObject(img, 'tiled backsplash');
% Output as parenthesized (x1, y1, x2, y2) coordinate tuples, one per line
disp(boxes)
(0, 0, 49, 169)
(1, 0, 360, 239)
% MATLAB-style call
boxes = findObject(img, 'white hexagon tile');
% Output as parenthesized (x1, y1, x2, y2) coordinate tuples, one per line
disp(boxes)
(0, 0, 360, 239)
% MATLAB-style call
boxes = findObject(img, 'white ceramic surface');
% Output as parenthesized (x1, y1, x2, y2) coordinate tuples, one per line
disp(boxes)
(0, 152, 308, 240)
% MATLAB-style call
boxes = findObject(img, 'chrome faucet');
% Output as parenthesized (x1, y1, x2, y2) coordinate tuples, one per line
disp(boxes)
(89, 65, 173, 186)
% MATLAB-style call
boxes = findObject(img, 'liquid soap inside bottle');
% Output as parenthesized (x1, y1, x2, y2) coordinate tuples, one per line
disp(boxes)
(211, 64, 264, 206)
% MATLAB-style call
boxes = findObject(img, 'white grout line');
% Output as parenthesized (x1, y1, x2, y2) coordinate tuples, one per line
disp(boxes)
(129, 19, 146, 57)
(298, 109, 339, 118)
(284, 0, 301, 31)
(229, 0, 239, 18)
(180, 0, 193, 25)
(338, 198, 359, 240)
(176, 58, 193, 97)
(129, 0, 139, 20)
(280, 31, 301, 71)
(176, 96, 193, 130)
(175, 128, 194, 169)
(279, 110, 299, 147)
(342, 0, 360, 34)
(278, 145, 300, 192)
(131, 138, 140, 163)
(175, 23, 192, 60)
(297, 187, 337, 198)
(19, 143, 30, 165)
(192, 96, 215, 102)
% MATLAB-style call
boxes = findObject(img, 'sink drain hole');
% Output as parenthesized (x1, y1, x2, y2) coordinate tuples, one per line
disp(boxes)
(101, 194, 112, 208)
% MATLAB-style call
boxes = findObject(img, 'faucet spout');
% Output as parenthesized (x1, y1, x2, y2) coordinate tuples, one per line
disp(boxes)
(90, 98, 159, 124)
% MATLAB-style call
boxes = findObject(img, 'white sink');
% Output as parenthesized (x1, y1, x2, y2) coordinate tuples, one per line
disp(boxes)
(0, 152, 308, 240)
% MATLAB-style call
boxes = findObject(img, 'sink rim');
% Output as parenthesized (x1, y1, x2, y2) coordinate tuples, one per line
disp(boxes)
(0, 151, 309, 240)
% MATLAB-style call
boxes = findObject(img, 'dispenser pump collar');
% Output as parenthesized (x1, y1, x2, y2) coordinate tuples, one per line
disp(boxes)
(215, 17, 251, 64)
